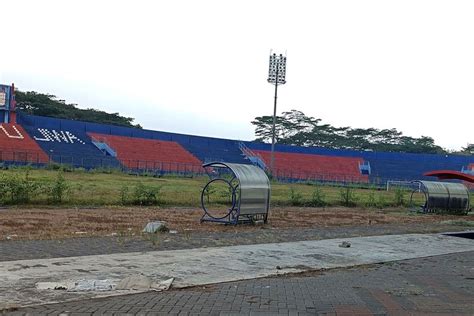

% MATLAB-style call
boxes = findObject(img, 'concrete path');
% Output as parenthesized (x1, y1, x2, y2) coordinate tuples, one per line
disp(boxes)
(12, 251, 474, 316)
(1, 233, 473, 308)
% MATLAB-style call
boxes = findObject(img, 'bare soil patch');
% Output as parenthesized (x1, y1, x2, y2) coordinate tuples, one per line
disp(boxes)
(1, 206, 473, 241)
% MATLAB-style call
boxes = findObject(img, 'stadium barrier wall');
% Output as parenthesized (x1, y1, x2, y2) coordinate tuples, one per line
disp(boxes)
(16, 113, 474, 184)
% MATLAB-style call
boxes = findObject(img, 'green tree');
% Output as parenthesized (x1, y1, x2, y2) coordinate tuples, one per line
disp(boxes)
(251, 109, 446, 154)
(15, 91, 142, 128)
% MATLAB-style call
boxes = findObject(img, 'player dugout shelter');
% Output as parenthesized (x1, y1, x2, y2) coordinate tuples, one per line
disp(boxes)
(200, 162, 270, 224)
(411, 180, 470, 214)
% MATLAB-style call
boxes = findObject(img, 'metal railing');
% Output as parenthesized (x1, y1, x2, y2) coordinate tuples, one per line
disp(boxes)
(0, 150, 46, 164)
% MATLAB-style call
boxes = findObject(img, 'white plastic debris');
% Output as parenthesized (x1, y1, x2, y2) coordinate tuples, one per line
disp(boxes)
(143, 221, 169, 233)
(116, 274, 173, 291)
(35, 276, 173, 292)
(71, 279, 115, 292)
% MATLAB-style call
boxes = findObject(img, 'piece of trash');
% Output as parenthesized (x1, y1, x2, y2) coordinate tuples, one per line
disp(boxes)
(169, 230, 178, 234)
(36, 281, 76, 290)
(116, 274, 152, 290)
(36, 280, 115, 291)
(276, 265, 282, 270)
(71, 279, 115, 292)
(6, 234, 18, 240)
(116, 274, 173, 291)
(74, 231, 87, 235)
(339, 241, 351, 248)
(143, 221, 169, 233)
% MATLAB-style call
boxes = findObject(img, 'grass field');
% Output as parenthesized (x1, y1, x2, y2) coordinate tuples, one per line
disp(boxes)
(0, 167, 444, 208)
(1, 167, 473, 241)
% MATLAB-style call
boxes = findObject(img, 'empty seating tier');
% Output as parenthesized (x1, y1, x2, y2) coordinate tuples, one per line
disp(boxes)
(254, 150, 369, 183)
(88, 133, 203, 173)
(0, 124, 49, 163)
(19, 121, 121, 169)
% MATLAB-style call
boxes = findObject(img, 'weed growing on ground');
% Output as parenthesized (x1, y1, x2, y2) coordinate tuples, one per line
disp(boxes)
(47, 172, 69, 204)
(307, 185, 327, 207)
(289, 187, 304, 206)
(339, 186, 358, 207)
(365, 187, 377, 207)
(132, 182, 161, 205)
(120, 185, 129, 205)
(1, 171, 42, 204)
(394, 187, 406, 206)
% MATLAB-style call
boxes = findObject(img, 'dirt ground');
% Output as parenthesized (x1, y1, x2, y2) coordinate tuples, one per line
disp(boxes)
(1, 206, 473, 241)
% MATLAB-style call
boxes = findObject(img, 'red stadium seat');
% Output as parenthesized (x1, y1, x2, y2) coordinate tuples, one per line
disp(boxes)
(254, 150, 369, 183)
(0, 124, 49, 163)
(88, 133, 203, 173)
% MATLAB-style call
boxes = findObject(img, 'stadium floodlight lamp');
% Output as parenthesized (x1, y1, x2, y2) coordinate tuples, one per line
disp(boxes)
(267, 53, 287, 85)
(267, 51, 287, 175)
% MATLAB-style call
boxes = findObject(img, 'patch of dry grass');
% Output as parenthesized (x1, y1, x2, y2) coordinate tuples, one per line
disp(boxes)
(1, 206, 473, 241)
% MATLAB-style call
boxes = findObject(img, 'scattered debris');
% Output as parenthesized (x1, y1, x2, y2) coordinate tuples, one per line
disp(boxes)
(143, 221, 169, 233)
(36, 281, 75, 290)
(72, 279, 115, 292)
(36, 276, 173, 292)
(339, 241, 351, 248)
(117, 274, 173, 291)
(116, 274, 152, 290)
(36, 280, 114, 291)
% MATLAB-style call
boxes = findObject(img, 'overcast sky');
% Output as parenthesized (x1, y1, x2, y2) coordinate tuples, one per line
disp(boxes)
(1, 0, 473, 150)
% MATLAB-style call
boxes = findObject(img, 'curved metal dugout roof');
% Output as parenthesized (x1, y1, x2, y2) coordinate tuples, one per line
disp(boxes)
(424, 170, 474, 183)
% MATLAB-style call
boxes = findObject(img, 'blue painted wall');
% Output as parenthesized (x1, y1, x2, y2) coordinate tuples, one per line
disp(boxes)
(17, 112, 474, 182)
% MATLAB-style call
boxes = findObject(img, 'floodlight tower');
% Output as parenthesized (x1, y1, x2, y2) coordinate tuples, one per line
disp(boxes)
(267, 52, 287, 175)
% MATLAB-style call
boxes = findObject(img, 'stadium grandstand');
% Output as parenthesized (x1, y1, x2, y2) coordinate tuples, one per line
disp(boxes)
(1, 83, 473, 187)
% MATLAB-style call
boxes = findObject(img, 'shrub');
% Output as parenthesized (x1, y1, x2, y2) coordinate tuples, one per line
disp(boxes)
(120, 185, 129, 205)
(377, 194, 387, 208)
(339, 186, 358, 207)
(394, 187, 406, 206)
(201, 184, 216, 204)
(132, 182, 161, 205)
(365, 187, 377, 207)
(289, 187, 304, 206)
(5, 171, 41, 204)
(307, 186, 326, 207)
(47, 172, 69, 204)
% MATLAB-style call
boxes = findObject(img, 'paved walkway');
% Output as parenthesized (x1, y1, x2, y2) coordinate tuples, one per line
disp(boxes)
(6, 250, 474, 315)
(0, 223, 467, 262)
(1, 232, 473, 309)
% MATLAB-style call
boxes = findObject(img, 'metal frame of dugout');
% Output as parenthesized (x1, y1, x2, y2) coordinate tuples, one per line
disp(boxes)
(200, 162, 271, 224)
(409, 180, 470, 214)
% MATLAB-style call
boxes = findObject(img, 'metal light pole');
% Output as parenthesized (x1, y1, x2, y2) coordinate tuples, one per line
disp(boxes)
(267, 52, 287, 175)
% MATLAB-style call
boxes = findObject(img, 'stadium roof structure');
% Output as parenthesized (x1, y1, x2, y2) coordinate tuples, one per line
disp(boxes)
(423, 170, 474, 183)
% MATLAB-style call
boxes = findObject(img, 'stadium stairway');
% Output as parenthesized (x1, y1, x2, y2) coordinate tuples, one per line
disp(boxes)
(248, 142, 473, 184)
(254, 150, 369, 183)
(15, 113, 472, 184)
(178, 137, 250, 165)
(88, 133, 203, 173)
(0, 123, 49, 164)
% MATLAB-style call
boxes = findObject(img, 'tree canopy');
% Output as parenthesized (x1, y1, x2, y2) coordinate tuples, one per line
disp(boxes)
(15, 91, 142, 128)
(252, 110, 446, 154)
